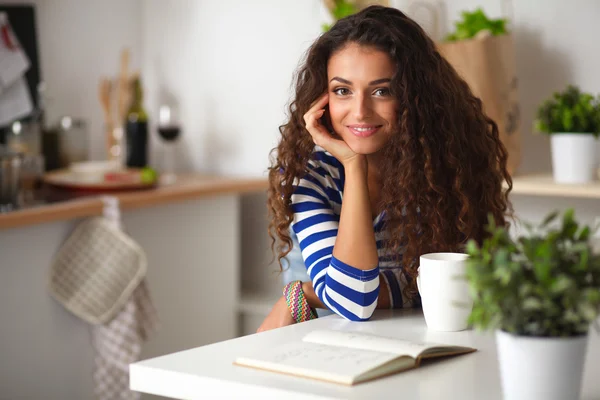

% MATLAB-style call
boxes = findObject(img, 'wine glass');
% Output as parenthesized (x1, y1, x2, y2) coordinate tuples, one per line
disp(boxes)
(157, 104, 181, 184)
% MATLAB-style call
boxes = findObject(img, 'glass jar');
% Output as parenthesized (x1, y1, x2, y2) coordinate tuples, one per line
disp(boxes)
(0, 147, 22, 212)
(5, 120, 41, 156)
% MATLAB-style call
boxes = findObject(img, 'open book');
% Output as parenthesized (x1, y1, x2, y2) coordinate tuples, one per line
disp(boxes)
(234, 329, 476, 385)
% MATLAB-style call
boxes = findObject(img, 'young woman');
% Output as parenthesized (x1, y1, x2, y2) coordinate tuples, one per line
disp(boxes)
(258, 5, 512, 332)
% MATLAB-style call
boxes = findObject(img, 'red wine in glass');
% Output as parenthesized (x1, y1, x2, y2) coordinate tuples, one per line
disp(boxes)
(158, 125, 180, 142)
(158, 105, 180, 184)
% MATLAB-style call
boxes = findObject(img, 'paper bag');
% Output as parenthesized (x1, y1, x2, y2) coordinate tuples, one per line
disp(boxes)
(437, 34, 521, 175)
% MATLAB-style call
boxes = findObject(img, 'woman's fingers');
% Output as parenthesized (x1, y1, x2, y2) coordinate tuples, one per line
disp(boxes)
(309, 92, 329, 111)
(304, 109, 330, 147)
(304, 93, 331, 147)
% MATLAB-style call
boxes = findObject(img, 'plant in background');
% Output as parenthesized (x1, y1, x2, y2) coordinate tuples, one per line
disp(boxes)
(534, 85, 600, 136)
(465, 208, 600, 337)
(322, 0, 357, 32)
(445, 8, 507, 42)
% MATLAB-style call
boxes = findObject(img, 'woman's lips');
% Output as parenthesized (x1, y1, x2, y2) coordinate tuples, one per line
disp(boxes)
(347, 124, 382, 138)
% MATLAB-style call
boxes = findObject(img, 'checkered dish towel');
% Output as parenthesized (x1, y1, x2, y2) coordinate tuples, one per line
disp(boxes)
(49, 197, 159, 400)
(92, 279, 158, 400)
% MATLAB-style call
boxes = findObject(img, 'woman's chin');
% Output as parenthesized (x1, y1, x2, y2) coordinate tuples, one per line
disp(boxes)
(347, 141, 387, 156)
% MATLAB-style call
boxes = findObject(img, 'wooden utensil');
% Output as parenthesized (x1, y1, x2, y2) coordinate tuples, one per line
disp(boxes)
(118, 48, 131, 124)
(98, 78, 113, 158)
(99, 48, 132, 163)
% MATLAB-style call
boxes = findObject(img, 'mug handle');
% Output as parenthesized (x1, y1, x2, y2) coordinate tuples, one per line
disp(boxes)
(416, 271, 422, 294)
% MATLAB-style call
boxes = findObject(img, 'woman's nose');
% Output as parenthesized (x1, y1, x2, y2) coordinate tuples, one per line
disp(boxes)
(352, 94, 372, 120)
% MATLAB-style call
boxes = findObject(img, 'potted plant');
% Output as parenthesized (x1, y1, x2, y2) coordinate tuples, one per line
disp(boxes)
(465, 209, 600, 400)
(444, 7, 508, 42)
(534, 85, 600, 184)
(321, 0, 389, 32)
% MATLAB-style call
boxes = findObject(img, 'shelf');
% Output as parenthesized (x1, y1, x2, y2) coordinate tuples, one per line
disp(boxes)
(238, 291, 280, 315)
(509, 174, 600, 199)
(0, 174, 268, 230)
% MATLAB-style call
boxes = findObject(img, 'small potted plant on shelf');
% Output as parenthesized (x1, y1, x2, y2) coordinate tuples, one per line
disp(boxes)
(534, 85, 600, 184)
(465, 209, 600, 400)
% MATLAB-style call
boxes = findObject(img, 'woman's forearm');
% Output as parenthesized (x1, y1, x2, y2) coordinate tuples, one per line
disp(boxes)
(302, 277, 390, 309)
(291, 157, 384, 320)
(333, 158, 379, 269)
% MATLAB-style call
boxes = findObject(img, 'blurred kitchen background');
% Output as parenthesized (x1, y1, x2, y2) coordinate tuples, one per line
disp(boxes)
(1, 0, 600, 399)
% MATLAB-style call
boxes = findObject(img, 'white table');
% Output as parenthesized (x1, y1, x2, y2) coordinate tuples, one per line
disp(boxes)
(130, 309, 600, 400)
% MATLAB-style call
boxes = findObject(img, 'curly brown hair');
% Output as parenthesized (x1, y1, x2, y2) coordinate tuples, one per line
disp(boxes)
(267, 5, 512, 301)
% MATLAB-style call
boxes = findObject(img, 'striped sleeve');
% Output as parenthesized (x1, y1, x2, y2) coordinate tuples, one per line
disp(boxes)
(290, 155, 379, 321)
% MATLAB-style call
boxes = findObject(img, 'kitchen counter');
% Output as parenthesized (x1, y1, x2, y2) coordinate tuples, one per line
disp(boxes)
(0, 174, 268, 229)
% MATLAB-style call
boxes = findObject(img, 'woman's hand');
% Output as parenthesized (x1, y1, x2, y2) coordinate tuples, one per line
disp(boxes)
(256, 296, 295, 333)
(304, 93, 361, 166)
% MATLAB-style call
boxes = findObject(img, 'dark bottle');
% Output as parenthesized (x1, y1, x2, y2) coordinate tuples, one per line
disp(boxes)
(125, 76, 149, 168)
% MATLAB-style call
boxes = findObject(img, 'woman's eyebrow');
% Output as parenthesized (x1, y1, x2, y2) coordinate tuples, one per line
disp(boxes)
(368, 78, 391, 85)
(329, 77, 392, 85)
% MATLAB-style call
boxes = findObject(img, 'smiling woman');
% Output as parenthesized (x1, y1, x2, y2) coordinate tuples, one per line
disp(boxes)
(259, 5, 513, 332)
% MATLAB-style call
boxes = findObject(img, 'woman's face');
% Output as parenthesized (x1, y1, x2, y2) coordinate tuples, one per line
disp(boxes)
(327, 43, 397, 155)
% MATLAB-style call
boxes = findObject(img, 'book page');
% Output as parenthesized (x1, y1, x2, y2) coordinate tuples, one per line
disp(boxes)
(303, 330, 465, 359)
(235, 341, 411, 385)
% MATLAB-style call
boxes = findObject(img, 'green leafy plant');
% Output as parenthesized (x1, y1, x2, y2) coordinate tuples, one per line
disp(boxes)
(445, 8, 507, 42)
(465, 209, 600, 337)
(322, 0, 358, 32)
(534, 85, 600, 136)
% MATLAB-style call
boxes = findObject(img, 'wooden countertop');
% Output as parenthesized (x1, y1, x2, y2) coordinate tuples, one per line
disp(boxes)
(0, 174, 268, 230)
(10, 172, 589, 231)
(510, 173, 600, 199)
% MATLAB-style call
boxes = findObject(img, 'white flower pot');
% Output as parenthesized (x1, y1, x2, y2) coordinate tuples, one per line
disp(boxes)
(496, 330, 589, 400)
(550, 133, 597, 183)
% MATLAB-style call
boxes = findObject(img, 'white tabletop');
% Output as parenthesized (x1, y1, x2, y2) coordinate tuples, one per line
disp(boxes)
(130, 309, 600, 400)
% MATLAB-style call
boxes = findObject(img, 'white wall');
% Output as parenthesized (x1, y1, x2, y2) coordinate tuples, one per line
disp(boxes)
(141, 0, 330, 177)
(2, 0, 143, 161)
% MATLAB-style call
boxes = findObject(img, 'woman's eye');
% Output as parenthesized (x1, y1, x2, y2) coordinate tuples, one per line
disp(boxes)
(333, 88, 350, 96)
(374, 88, 390, 96)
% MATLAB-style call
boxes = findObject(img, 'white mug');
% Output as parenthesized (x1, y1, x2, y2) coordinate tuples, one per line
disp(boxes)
(417, 252, 473, 332)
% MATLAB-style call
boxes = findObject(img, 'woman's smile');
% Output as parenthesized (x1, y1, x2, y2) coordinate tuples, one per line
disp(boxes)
(347, 124, 382, 138)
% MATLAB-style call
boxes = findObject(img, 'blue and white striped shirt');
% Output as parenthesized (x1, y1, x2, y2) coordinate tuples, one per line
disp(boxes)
(291, 147, 415, 321)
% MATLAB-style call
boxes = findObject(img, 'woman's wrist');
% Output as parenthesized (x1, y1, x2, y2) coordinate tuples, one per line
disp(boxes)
(342, 155, 368, 174)
(283, 281, 317, 323)
(301, 281, 326, 309)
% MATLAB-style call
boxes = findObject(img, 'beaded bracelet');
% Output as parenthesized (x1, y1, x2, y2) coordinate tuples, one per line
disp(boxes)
(283, 280, 317, 323)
